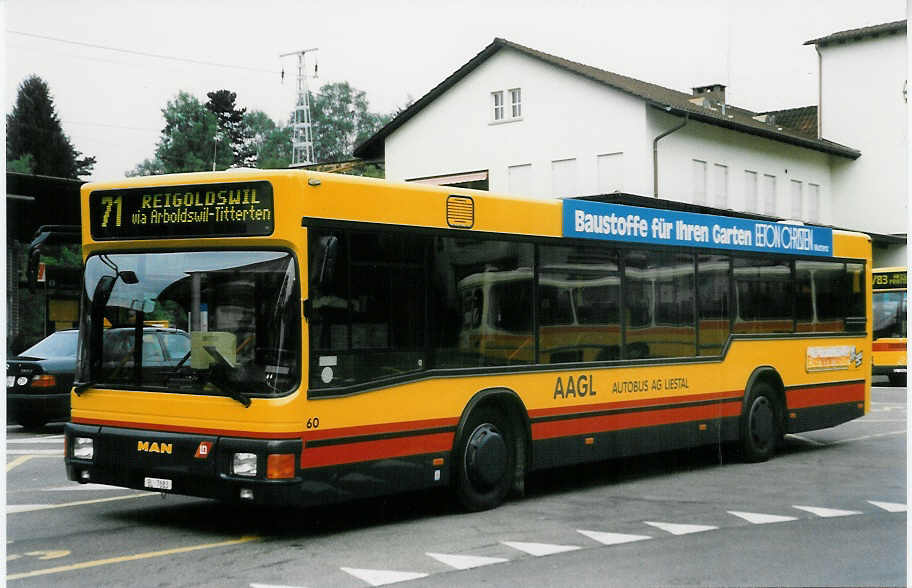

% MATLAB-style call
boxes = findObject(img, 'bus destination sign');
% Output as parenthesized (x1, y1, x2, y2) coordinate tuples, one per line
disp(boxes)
(563, 200, 833, 257)
(89, 181, 274, 240)
(873, 270, 907, 290)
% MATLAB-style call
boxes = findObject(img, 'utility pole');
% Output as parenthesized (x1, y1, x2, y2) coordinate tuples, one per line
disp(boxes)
(280, 48, 318, 167)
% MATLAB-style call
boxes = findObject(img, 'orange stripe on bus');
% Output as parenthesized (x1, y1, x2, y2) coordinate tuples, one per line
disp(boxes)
(300, 432, 454, 469)
(785, 381, 865, 410)
(531, 401, 743, 440)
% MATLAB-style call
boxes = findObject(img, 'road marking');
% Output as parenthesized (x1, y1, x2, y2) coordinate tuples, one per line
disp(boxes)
(340, 567, 428, 586)
(7, 436, 65, 444)
(44, 483, 123, 492)
(577, 530, 652, 545)
(7, 456, 35, 472)
(792, 505, 862, 518)
(788, 429, 905, 448)
(6, 536, 258, 581)
(426, 552, 508, 570)
(8, 493, 154, 513)
(786, 434, 826, 447)
(868, 501, 908, 512)
(249, 584, 307, 588)
(830, 430, 906, 445)
(24, 550, 70, 561)
(501, 541, 581, 556)
(644, 521, 718, 535)
(728, 511, 798, 525)
(7, 449, 63, 456)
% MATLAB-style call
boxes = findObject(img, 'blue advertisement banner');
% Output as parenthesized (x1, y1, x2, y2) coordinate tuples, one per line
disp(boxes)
(562, 200, 833, 256)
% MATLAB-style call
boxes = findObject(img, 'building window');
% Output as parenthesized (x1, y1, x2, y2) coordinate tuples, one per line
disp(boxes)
(692, 160, 707, 205)
(510, 88, 522, 118)
(551, 158, 577, 198)
(597, 152, 624, 193)
(762, 174, 777, 216)
(492, 91, 504, 121)
(790, 179, 803, 219)
(508, 164, 532, 195)
(744, 170, 758, 213)
(808, 183, 820, 222)
(714, 163, 728, 209)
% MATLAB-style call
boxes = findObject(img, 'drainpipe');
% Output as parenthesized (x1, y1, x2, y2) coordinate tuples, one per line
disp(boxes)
(815, 45, 822, 139)
(652, 110, 689, 197)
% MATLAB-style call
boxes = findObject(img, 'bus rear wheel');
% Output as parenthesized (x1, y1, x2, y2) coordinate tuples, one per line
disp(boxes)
(740, 382, 780, 463)
(454, 407, 515, 511)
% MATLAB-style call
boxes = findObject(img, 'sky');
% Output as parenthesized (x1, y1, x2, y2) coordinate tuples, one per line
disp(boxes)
(3, 0, 907, 181)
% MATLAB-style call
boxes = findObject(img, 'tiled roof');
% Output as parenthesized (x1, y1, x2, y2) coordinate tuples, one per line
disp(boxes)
(804, 20, 906, 47)
(757, 106, 818, 139)
(353, 38, 859, 160)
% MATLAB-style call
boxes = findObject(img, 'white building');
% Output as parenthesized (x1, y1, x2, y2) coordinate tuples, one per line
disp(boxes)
(806, 20, 907, 266)
(354, 35, 904, 264)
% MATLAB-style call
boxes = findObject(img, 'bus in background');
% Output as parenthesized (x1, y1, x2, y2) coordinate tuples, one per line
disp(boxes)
(65, 170, 871, 511)
(872, 267, 907, 386)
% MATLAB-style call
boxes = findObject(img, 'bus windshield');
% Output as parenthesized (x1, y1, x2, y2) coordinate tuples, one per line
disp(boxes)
(873, 290, 907, 339)
(77, 250, 300, 399)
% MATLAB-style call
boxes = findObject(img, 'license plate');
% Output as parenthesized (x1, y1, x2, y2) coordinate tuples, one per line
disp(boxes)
(144, 477, 172, 490)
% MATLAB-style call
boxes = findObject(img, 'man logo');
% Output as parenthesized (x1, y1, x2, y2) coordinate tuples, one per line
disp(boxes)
(195, 441, 213, 459)
(137, 441, 172, 454)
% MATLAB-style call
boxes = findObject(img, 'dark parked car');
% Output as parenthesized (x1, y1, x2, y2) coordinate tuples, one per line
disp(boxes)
(7, 330, 79, 428)
(7, 327, 191, 428)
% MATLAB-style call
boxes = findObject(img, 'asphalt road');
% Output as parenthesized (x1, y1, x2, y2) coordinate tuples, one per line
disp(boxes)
(6, 383, 907, 587)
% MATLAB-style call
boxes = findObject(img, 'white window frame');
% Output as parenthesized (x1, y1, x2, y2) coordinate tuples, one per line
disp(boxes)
(762, 174, 777, 216)
(744, 170, 758, 213)
(510, 88, 522, 118)
(492, 91, 504, 121)
(692, 159, 707, 205)
(714, 163, 728, 209)
(808, 183, 820, 223)
(790, 179, 803, 219)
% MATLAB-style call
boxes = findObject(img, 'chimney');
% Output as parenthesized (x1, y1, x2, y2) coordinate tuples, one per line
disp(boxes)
(691, 84, 727, 110)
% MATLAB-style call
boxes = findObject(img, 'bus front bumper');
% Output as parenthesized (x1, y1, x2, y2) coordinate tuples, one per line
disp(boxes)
(64, 422, 305, 506)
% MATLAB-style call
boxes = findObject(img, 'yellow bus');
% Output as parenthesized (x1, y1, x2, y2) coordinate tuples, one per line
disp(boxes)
(64, 170, 871, 511)
(872, 267, 907, 386)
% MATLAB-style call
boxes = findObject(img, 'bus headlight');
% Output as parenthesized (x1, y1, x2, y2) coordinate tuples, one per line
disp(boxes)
(232, 452, 258, 477)
(73, 437, 94, 460)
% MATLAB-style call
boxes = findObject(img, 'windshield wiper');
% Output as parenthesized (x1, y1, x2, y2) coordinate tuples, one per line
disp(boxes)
(204, 346, 252, 408)
(72, 380, 96, 396)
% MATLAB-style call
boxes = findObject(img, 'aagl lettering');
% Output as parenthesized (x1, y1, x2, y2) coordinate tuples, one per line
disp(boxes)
(554, 374, 598, 399)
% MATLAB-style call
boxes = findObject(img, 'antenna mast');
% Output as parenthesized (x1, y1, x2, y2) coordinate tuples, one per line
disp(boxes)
(280, 48, 318, 167)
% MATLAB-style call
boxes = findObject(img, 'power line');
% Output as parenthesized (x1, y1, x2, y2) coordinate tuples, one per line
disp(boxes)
(7, 30, 281, 76)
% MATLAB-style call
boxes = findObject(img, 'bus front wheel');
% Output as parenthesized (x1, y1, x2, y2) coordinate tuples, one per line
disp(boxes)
(740, 382, 780, 463)
(454, 407, 515, 511)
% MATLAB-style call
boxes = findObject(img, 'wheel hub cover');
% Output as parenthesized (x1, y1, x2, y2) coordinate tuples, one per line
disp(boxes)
(467, 424, 507, 488)
(751, 398, 773, 446)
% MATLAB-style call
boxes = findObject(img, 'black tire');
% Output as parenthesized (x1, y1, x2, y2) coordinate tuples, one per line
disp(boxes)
(454, 406, 515, 512)
(888, 373, 907, 387)
(740, 382, 780, 463)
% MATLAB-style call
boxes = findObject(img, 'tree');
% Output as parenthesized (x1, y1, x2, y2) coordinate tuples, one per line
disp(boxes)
(6, 75, 96, 178)
(243, 110, 292, 169)
(309, 82, 392, 163)
(205, 89, 256, 167)
(128, 91, 224, 176)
